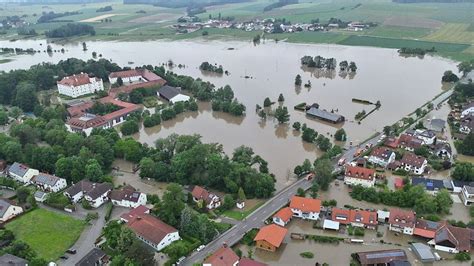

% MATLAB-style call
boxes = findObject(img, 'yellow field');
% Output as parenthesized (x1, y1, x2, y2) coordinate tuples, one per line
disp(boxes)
(423, 23, 474, 44)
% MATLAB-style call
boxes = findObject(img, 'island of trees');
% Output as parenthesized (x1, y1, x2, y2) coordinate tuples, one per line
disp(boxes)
(301, 55, 357, 72)
(199, 62, 224, 74)
(398, 47, 436, 56)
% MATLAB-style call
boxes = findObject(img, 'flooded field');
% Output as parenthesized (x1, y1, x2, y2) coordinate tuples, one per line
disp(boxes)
(0, 39, 459, 188)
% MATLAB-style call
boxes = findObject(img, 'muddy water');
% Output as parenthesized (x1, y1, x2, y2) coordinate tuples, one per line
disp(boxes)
(0, 39, 458, 189)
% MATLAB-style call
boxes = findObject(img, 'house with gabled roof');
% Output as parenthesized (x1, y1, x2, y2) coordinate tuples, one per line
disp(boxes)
(368, 147, 395, 168)
(398, 134, 423, 152)
(413, 219, 439, 239)
(120, 205, 150, 223)
(400, 152, 427, 175)
(344, 165, 376, 188)
(31, 173, 67, 192)
(64, 180, 112, 208)
(289, 196, 321, 220)
(157, 85, 190, 104)
(331, 208, 378, 229)
(7, 162, 39, 184)
(388, 208, 416, 235)
(273, 207, 293, 227)
(203, 245, 239, 266)
(430, 222, 472, 253)
(191, 185, 221, 210)
(254, 224, 288, 252)
(127, 214, 180, 251)
(0, 198, 23, 222)
(109, 185, 147, 208)
(57, 73, 104, 98)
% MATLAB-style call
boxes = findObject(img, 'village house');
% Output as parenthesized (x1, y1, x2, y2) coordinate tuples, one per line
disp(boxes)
(109, 185, 147, 208)
(120, 205, 150, 223)
(461, 101, 474, 118)
(460, 114, 473, 134)
(64, 180, 112, 208)
(398, 134, 422, 152)
(400, 152, 427, 175)
(191, 185, 221, 210)
(368, 147, 396, 167)
(157, 85, 191, 104)
(450, 180, 472, 193)
(413, 219, 439, 239)
(430, 222, 472, 253)
(331, 208, 378, 229)
(254, 224, 288, 252)
(344, 165, 376, 188)
(460, 185, 474, 206)
(431, 142, 452, 159)
(388, 208, 416, 235)
(289, 196, 321, 220)
(34, 191, 48, 203)
(411, 177, 448, 195)
(57, 73, 104, 98)
(127, 214, 180, 251)
(305, 106, 345, 124)
(31, 173, 67, 192)
(272, 207, 293, 227)
(0, 199, 23, 222)
(416, 130, 437, 145)
(7, 162, 39, 184)
(203, 245, 239, 266)
(76, 248, 109, 266)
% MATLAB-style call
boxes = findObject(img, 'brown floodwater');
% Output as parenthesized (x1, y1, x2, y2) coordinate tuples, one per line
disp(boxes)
(0, 39, 459, 189)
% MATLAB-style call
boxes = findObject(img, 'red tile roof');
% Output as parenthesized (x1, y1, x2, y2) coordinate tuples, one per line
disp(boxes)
(400, 152, 426, 168)
(203, 246, 239, 266)
(384, 137, 399, 149)
(273, 207, 293, 223)
(289, 196, 321, 213)
(398, 134, 423, 149)
(331, 208, 377, 226)
(127, 214, 178, 245)
(435, 222, 472, 251)
(389, 208, 416, 228)
(414, 219, 440, 239)
(254, 224, 288, 248)
(120, 205, 150, 222)
(344, 165, 375, 181)
(58, 73, 95, 87)
(109, 69, 162, 82)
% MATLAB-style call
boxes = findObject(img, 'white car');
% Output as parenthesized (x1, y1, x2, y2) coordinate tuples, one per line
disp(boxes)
(196, 245, 205, 252)
(176, 257, 186, 265)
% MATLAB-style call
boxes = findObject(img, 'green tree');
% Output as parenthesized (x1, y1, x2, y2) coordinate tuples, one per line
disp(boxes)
(125, 239, 156, 265)
(237, 187, 246, 202)
(292, 122, 301, 131)
(263, 97, 272, 107)
(274, 106, 290, 124)
(85, 159, 103, 182)
(120, 120, 139, 136)
(434, 189, 453, 214)
(158, 183, 185, 227)
(334, 128, 346, 141)
(16, 187, 30, 204)
(8, 107, 22, 120)
(222, 194, 235, 210)
(457, 133, 474, 156)
(15, 82, 37, 112)
(414, 146, 430, 157)
(278, 93, 284, 102)
(295, 74, 302, 86)
(314, 158, 333, 191)
(0, 111, 8, 125)
(297, 187, 305, 197)
(452, 162, 474, 182)
(415, 108, 422, 117)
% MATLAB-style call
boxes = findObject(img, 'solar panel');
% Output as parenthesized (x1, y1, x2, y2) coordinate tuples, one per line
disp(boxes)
(365, 251, 405, 259)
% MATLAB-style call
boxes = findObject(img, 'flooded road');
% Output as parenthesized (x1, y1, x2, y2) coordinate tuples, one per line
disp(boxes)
(0, 39, 459, 188)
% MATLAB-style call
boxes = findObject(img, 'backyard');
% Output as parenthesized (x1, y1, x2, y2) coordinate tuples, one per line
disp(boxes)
(5, 208, 85, 261)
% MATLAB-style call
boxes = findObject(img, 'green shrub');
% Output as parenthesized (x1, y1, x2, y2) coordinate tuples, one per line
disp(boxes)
(454, 252, 471, 261)
(241, 229, 258, 246)
(300, 252, 314, 259)
(104, 202, 113, 221)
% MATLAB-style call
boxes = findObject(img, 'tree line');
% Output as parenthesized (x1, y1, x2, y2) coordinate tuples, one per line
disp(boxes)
(45, 23, 96, 38)
(37, 11, 80, 23)
(199, 62, 224, 74)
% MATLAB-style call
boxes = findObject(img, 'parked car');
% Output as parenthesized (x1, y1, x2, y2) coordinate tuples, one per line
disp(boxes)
(66, 249, 77, 254)
(196, 245, 205, 252)
(60, 256, 68, 260)
(176, 257, 186, 265)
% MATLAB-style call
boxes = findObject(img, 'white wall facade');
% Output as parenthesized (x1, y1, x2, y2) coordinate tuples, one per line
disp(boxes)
(57, 78, 104, 98)
(402, 160, 427, 175)
(110, 75, 142, 84)
(65, 191, 84, 203)
(112, 193, 147, 208)
(434, 245, 459, 254)
(272, 217, 288, 227)
(461, 186, 474, 206)
(0, 205, 23, 222)
(137, 231, 180, 251)
(10, 168, 39, 184)
(85, 192, 110, 208)
(290, 208, 319, 220)
(368, 153, 395, 168)
(170, 94, 191, 104)
(344, 176, 375, 188)
(461, 107, 474, 117)
(34, 178, 67, 193)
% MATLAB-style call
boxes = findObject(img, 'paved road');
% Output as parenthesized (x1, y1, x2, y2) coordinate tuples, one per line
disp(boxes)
(182, 132, 382, 265)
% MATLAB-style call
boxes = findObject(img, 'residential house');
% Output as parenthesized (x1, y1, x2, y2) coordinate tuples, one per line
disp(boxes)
(461, 101, 474, 118)
(7, 162, 39, 184)
(417, 130, 436, 145)
(428, 118, 446, 133)
(203, 246, 239, 266)
(120, 205, 150, 223)
(31, 173, 67, 192)
(331, 208, 378, 229)
(388, 208, 416, 235)
(384, 137, 399, 149)
(368, 147, 395, 167)
(33, 191, 48, 203)
(355, 249, 408, 266)
(344, 165, 376, 188)
(127, 214, 180, 251)
(398, 134, 422, 152)
(400, 153, 427, 175)
(461, 185, 474, 206)
(450, 180, 474, 194)
(0, 254, 28, 266)
(460, 114, 473, 134)
(413, 219, 440, 239)
(109, 185, 147, 208)
(431, 142, 452, 159)
(377, 210, 390, 223)
(322, 219, 340, 231)
(57, 73, 104, 98)
(191, 185, 221, 210)
(411, 177, 447, 195)
(157, 85, 191, 104)
(0, 199, 23, 222)
(289, 196, 321, 220)
(64, 180, 112, 208)
(272, 207, 293, 227)
(254, 224, 288, 252)
(431, 222, 472, 253)
(76, 248, 109, 266)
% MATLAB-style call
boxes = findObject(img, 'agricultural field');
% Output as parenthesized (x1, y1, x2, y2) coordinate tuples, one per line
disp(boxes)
(5, 208, 85, 261)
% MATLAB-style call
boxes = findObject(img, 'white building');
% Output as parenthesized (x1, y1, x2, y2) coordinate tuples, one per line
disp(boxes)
(289, 196, 321, 221)
(388, 209, 415, 235)
(109, 69, 145, 84)
(64, 180, 112, 208)
(0, 199, 23, 222)
(368, 147, 396, 168)
(7, 162, 39, 184)
(272, 207, 293, 227)
(431, 223, 471, 253)
(109, 185, 147, 208)
(416, 130, 437, 145)
(57, 73, 104, 98)
(344, 165, 376, 188)
(191, 186, 221, 210)
(127, 214, 180, 251)
(31, 173, 67, 192)
(460, 185, 474, 206)
(157, 85, 191, 104)
(400, 153, 427, 175)
(461, 102, 474, 118)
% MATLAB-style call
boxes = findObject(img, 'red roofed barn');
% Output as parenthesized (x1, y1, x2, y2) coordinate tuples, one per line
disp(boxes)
(254, 224, 288, 252)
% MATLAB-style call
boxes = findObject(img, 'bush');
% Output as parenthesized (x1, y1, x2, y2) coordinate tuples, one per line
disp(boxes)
(454, 252, 471, 261)
(300, 252, 314, 259)
(241, 229, 258, 246)
(44, 192, 70, 209)
(120, 120, 139, 135)
(85, 212, 99, 223)
(81, 199, 93, 210)
(104, 202, 113, 221)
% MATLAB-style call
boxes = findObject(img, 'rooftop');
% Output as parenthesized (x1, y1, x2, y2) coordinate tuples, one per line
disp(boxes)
(75, 248, 107, 266)
(332, 208, 378, 225)
(356, 249, 407, 266)
(400, 152, 426, 168)
(8, 162, 30, 177)
(109, 185, 142, 203)
(273, 207, 293, 223)
(32, 173, 62, 186)
(389, 208, 416, 228)
(120, 205, 150, 222)
(0, 253, 28, 266)
(254, 224, 288, 248)
(345, 165, 375, 181)
(289, 196, 321, 213)
(127, 214, 178, 245)
(412, 177, 446, 191)
(370, 147, 394, 160)
(203, 246, 239, 266)
(306, 106, 344, 123)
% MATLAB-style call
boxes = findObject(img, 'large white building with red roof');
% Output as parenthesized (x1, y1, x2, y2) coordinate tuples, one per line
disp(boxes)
(127, 214, 180, 251)
(57, 73, 104, 98)
(344, 165, 376, 188)
(289, 196, 321, 220)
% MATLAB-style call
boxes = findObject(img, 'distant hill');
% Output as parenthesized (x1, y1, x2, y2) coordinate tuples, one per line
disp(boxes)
(393, 0, 473, 3)
(0, 0, 108, 3)
(123, 0, 249, 8)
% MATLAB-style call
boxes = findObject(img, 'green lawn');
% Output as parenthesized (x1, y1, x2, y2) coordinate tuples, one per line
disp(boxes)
(0, 59, 12, 64)
(222, 201, 264, 221)
(5, 208, 85, 261)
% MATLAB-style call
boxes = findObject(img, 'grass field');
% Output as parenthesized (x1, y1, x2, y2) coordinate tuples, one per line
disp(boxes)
(222, 201, 264, 221)
(5, 208, 85, 261)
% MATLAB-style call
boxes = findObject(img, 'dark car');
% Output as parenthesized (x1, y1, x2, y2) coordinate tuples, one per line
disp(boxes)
(60, 256, 68, 260)
(66, 249, 77, 254)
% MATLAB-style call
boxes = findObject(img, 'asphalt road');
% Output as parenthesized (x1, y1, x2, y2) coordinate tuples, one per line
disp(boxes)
(182, 132, 382, 265)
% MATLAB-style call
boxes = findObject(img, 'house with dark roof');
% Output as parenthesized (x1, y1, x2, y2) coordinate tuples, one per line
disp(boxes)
(431, 142, 452, 159)
(203, 246, 239, 266)
(428, 118, 446, 133)
(57, 73, 104, 98)
(191, 185, 221, 210)
(460, 114, 473, 134)
(411, 177, 447, 195)
(331, 208, 378, 229)
(254, 224, 288, 252)
(355, 249, 408, 266)
(431, 222, 472, 253)
(127, 214, 180, 251)
(344, 165, 376, 188)
(368, 147, 396, 167)
(289, 196, 321, 220)
(0, 198, 23, 222)
(109, 185, 147, 208)
(157, 85, 190, 104)
(397, 134, 422, 152)
(31, 173, 67, 192)
(461, 185, 474, 206)
(416, 130, 437, 145)
(75, 248, 108, 266)
(306, 106, 345, 124)
(0, 253, 28, 266)
(273, 207, 293, 227)
(7, 162, 39, 184)
(64, 180, 112, 208)
(400, 152, 427, 175)
(388, 208, 416, 235)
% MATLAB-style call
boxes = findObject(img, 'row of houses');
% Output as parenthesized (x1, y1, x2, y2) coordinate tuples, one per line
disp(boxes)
(450, 101, 474, 137)
(368, 146, 428, 175)
(7, 162, 67, 192)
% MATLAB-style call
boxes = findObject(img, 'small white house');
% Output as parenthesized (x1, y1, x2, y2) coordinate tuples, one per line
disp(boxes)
(289, 196, 321, 221)
(127, 214, 180, 251)
(416, 130, 436, 145)
(461, 102, 474, 118)
(64, 180, 112, 208)
(0, 199, 23, 222)
(157, 85, 191, 104)
(272, 207, 293, 227)
(368, 147, 395, 168)
(236, 200, 245, 209)
(461, 185, 474, 206)
(7, 162, 39, 184)
(191, 186, 221, 210)
(31, 173, 67, 192)
(400, 153, 427, 175)
(109, 185, 147, 208)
